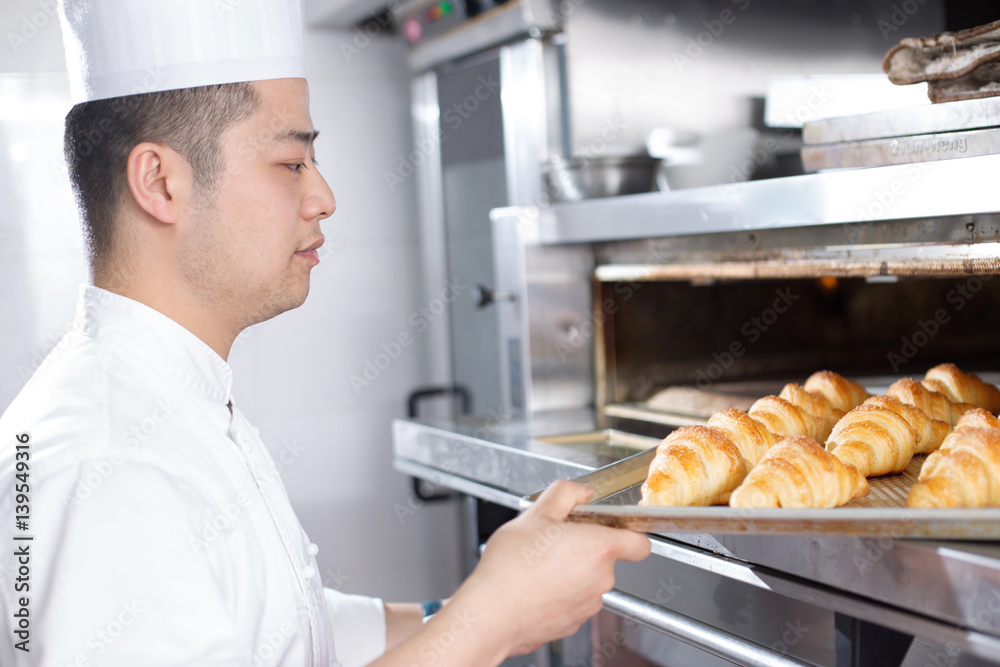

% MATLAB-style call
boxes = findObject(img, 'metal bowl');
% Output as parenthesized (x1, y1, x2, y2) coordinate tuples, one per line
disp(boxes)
(542, 155, 662, 203)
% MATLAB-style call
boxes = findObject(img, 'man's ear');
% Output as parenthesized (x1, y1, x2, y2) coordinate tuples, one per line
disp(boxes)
(125, 142, 194, 225)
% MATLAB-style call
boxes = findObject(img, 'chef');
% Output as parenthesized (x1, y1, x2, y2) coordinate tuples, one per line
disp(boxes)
(0, 0, 650, 665)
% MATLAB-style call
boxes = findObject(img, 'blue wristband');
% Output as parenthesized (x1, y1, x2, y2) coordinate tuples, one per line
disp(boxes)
(421, 599, 442, 618)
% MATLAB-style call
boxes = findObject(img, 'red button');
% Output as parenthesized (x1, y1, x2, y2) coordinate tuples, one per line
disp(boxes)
(403, 16, 422, 43)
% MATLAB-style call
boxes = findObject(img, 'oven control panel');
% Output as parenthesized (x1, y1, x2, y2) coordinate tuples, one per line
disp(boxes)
(400, 0, 512, 45)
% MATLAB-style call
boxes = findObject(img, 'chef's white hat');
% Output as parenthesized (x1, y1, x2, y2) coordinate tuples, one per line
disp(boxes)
(59, 0, 305, 105)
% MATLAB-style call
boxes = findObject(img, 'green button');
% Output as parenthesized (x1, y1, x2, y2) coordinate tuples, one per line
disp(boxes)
(440, 1, 452, 15)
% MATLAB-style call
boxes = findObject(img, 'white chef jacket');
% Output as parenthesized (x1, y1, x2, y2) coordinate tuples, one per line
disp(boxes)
(0, 285, 386, 667)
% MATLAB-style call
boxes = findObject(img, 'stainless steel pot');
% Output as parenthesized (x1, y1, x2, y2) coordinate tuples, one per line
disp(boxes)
(542, 155, 663, 203)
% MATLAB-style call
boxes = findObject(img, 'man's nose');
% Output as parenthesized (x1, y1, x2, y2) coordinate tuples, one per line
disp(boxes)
(305, 166, 336, 221)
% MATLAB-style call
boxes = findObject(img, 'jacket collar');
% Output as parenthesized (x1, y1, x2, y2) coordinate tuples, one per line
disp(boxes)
(74, 285, 234, 405)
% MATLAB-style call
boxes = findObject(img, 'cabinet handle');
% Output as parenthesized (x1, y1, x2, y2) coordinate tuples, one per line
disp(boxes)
(475, 284, 517, 309)
(602, 590, 810, 667)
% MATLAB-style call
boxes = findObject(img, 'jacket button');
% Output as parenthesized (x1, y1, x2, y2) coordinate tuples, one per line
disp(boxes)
(302, 565, 316, 580)
(306, 543, 319, 557)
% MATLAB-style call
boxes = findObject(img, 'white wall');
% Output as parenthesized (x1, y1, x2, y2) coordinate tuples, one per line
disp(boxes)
(0, 0, 85, 411)
(0, 0, 461, 604)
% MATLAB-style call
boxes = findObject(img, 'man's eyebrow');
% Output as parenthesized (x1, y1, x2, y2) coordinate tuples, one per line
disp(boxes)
(272, 129, 320, 147)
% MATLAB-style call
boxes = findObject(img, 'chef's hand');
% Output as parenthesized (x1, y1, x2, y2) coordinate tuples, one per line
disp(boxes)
(460, 480, 652, 656)
(368, 481, 649, 667)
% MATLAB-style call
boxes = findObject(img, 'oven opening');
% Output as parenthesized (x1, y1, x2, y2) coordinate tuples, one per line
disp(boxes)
(596, 275, 1000, 429)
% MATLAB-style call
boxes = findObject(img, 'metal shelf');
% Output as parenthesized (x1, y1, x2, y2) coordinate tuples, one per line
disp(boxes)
(500, 154, 1000, 245)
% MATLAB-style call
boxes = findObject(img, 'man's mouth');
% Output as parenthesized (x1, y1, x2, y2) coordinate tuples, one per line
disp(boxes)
(295, 236, 324, 264)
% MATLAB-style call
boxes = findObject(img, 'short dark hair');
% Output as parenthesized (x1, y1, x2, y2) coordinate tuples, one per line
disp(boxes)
(63, 83, 260, 280)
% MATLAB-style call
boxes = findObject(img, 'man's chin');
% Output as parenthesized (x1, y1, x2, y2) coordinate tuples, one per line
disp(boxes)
(247, 280, 311, 327)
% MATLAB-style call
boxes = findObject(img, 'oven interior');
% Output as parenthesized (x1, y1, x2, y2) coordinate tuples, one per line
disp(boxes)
(573, 219, 1000, 435)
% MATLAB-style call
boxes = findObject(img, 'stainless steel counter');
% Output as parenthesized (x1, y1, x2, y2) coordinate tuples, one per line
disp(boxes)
(393, 411, 1000, 663)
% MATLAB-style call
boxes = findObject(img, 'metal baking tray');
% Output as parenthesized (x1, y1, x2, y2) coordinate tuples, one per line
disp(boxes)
(802, 95, 1000, 144)
(522, 446, 1000, 540)
(801, 127, 1000, 171)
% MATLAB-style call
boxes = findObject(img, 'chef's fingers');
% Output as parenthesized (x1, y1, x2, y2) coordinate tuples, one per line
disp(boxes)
(571, 520, 652, 564)
(607, 526, 653, 562)
(529, 479, 593, 521)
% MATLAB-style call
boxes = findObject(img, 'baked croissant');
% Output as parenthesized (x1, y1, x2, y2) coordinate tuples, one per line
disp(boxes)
(886, 378, 975, 426)
(907, 419, 1000, 508)
(778, 383, 845, 441)
(729, 436, 869, 508)
(826, 401, 918, 476)
(706, 408, 781, 466)
(748, 395, 826, 441)
(947, 407, 1000, 432)
(803, 371, 870, 412)
(640, 426, 749, 506)
(923, 363, 1000, 414)
(861, 395, 950, 455)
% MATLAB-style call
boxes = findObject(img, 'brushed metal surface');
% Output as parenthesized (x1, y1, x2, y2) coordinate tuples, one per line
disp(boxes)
(392, 411, 1000, 643)
(592, 216, 1000, 263)
(803, 96, 1000, 145)
(405, 0, 559, 72)
(595, 252, 1000, 281)
(518, 154, 1000, 245)
(492, 209, 595, 416)
(802, 127, 1000, 171)
(392, 412, 605, 496)
(412, 36, 565, 419)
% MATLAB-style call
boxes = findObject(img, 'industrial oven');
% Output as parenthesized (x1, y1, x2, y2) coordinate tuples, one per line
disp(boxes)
(396, 152, 1000, 666)
(390, 0, 1000, 664)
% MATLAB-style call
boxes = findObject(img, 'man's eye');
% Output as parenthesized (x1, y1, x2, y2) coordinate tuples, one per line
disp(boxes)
(288, 163, 305, 173)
